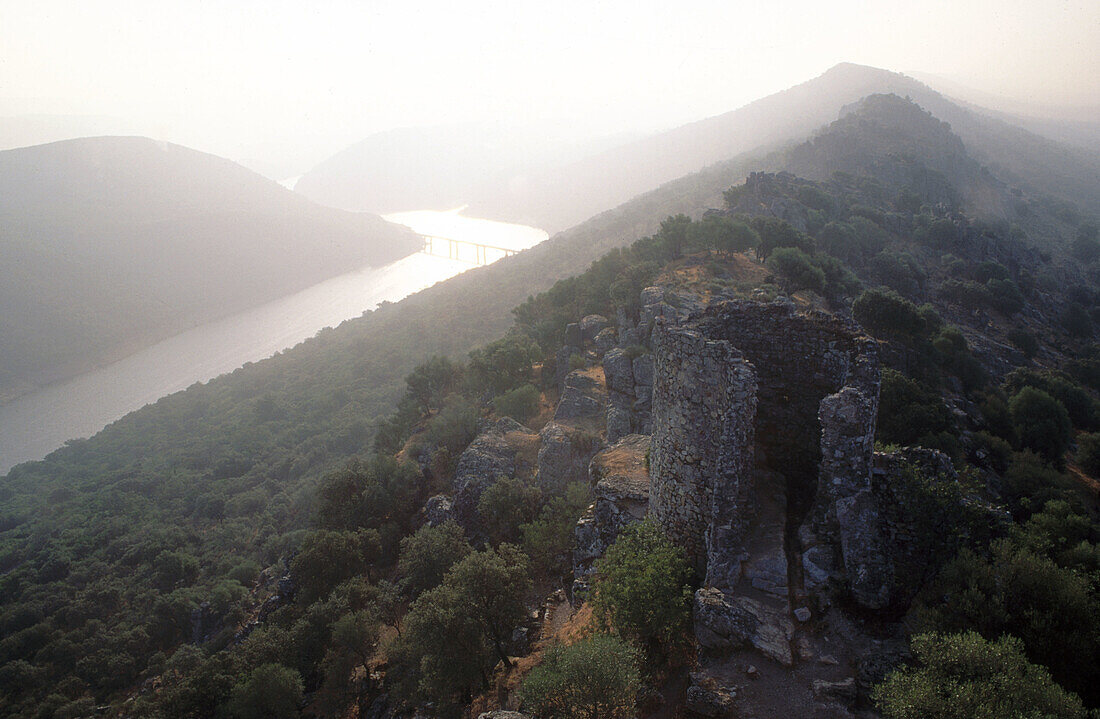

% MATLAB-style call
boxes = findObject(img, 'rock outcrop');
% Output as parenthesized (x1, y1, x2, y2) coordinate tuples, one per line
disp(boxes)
(452, 418, 538, 531)
(573, 434, 651, 591)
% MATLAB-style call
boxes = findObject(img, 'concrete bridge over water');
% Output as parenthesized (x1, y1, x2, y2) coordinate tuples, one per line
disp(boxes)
(420, 235, 519, 266)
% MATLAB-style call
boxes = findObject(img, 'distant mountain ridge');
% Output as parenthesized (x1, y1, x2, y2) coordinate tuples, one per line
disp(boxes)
(0, 136, 421, 403)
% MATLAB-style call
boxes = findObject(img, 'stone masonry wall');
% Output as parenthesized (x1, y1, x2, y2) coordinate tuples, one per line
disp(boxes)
(649, 321, 757, 584)
(650, 300, 884, 605)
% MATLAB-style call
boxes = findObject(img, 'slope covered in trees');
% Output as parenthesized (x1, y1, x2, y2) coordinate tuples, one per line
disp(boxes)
(0, 137, 421, 403)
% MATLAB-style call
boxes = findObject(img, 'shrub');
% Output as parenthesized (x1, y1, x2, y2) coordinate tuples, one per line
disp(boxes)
(520, 633, 641, 719)
(592, 520, 692, 656)
(765, 247, 825, 294)
(1002, 451, 1078, 519)
(492, 383, 540, 422)
(752, 217, 814, 260)
(873, 631, 1087, 719)
(425, 398, 480, 456)
(397, 521, 472, 598)
(1009, 388, 1072, 466)
(915, 541, 1100, 705)
(477, 477, 543, 545)
(1076, 432, 1100, 477)
(853, 288, 927, 340)
(877, 370, 955, 447)
(1006, 328, 1039, 359)
(227, 664, 304, 719)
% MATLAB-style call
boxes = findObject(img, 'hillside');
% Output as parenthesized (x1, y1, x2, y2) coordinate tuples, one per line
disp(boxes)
(294, 123, 636, 215)
(0, 137, 421, 403)
(463, 63, 1100, 232)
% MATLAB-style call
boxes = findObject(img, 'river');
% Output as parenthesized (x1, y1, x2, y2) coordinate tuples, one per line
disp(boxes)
(0, 209, 548, 475)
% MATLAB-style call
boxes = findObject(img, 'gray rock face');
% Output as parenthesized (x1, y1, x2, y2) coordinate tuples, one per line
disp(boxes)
(573, 434, 651, 583)
(694, 587, 794, 666)
(554, 370, 607, 422)
(813, 678, 857, 707)
(423, 494, 454, 527)
(452, 418, 533, 530)
(594, 326, 618, 355)
(537, 421, 601, 494)
(564, 322, 583, 348)
(579, 314, 610, 342)
(603, 347, 655, 442)
(685, 683, 736, 717)
(477, 712, 532, 719)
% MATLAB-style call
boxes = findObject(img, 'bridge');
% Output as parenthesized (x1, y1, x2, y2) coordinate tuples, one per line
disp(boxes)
(421, 235, 519, 266)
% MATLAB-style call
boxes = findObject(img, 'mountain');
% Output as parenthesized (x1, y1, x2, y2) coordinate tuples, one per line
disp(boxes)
(462, 63, 1100, 233)
(0, 136, 421, 403)
(294, 123, 640, 216)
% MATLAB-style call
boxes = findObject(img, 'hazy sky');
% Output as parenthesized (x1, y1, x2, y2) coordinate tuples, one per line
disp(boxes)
(2, 0, 1098, 168)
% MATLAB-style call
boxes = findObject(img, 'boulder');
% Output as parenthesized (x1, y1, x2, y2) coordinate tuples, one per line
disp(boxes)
(693, 588, 794, 666)
(422, 494, 454, 526)
(452, 418, 534, 530)
(537, 421, 601, 493)
(573, 435, 650, 579)
(685, 685, 735, 717)
(579, 314, 610, 342)
(554, 370, 607, 422)
(477, 713, 531, 719)
(594, 326, 618, 355)
(812, 678, 857, 707)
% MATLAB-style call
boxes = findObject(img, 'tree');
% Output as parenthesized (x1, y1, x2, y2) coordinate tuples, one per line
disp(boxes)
(853, 288, 927, 340)
(915, 541, 1100, 704)
(492, 383, 540, 422)
(690, 214, 758, 253)
(397, 520, 472, 598)
(591, 520, 692, 656)
(478, 477, 543, 544)
(1009, 388, 1072, 466)
(751, 217, 815, 260)
(444, 544, 531, 666)
(405, 355, 462, 413)
(520, 634, 641, 719)
(766, 247, 825, 294)
(873, 632, 1086, 719)
(227, 663, 304, 719)
(1077, 431, 1100, 476)
(390, 545, 531, 708)
(290, 529, 381, 603)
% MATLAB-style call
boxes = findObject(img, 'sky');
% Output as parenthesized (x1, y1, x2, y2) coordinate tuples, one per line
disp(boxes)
(2, 0, 1098, 172)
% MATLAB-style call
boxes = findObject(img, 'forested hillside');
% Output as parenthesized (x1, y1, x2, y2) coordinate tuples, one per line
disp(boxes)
(3, 94, 1100, 718)
(0, 137, 421, 404)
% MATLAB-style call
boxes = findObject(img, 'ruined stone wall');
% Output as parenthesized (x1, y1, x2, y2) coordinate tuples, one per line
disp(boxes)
(649, 321, 757, 583)
(649, 300, 883, 604)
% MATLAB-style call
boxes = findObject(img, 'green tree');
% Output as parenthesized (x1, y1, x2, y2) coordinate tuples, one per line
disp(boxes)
(915, 541, 1100, 704)
(751, 217, 814, 260)
(1077, 431, 1100, 476)
(592, 520, 692, 656)
(227, 663, 304, 719)
(397, 520, 472, 598)
(405, 355, 462, 413)
(390, 545, 531, 707)
(766, 247, 825, 294)
(290, 529, 381, 603)
(478, 477, 543, 545)
(1009, 388, 1072, 466)
(492, 383, 540, 422)
(873, 632, 1086, 719)
(520, 633, 641, 719)
(852, 288, 927, 340)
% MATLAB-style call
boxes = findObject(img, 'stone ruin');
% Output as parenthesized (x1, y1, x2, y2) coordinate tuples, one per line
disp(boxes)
(649, 300, 889, 610)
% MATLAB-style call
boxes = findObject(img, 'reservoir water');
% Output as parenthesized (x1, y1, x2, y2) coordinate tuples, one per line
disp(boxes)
(0, 209, 547, 475)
